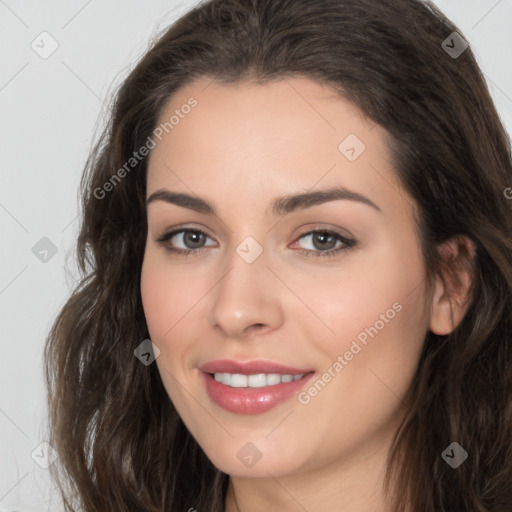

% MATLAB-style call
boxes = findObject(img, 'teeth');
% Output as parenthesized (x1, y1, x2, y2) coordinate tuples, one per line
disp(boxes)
(213, 372, 305, 388)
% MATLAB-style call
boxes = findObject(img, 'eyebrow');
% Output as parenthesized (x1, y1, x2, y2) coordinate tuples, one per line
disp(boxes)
(146, 186, 381, 215)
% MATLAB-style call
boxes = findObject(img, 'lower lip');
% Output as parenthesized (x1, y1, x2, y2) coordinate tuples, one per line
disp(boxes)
(200, 371, 315, 414)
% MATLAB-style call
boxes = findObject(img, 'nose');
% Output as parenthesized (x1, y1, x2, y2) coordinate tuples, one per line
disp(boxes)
(208, 244, 284, 339)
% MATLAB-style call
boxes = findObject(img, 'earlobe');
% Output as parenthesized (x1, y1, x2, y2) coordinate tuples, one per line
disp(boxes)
(429, 280, 457, 335)
(429, 235, 476, 336)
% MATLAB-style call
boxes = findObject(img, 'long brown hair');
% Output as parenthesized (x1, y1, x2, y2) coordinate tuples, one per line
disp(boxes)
(44, 0, 512, 510)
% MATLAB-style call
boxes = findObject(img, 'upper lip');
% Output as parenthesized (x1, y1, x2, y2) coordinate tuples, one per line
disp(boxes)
(198, 359, 313, 375)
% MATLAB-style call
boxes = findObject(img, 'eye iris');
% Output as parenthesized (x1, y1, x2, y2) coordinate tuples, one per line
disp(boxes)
(313, 231, 337, 250)
(184, 231, 205, 249)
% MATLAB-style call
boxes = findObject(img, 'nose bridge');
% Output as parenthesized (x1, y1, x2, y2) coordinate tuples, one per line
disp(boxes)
(208, 236, 283, 337)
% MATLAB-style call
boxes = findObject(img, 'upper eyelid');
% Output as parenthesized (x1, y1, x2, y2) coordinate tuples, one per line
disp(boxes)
(157, 226, 214, 243)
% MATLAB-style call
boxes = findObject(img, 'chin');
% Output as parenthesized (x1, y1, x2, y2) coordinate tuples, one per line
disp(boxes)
(202, 442, 303, 478)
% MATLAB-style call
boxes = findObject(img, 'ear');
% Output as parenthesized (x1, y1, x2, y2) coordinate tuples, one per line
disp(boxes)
(429, 235, 476, 336)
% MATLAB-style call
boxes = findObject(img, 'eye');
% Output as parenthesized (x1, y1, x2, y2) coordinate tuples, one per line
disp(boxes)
(155, 226, 356, 259)
(155, 228, 216, 256)
(292, 228, 356, 258)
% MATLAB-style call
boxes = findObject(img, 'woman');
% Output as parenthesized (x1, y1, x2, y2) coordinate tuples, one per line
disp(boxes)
(44, 0, 512, 510)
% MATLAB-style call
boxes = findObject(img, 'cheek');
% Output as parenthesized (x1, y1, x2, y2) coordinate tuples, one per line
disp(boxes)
(140, 248, 206, 341)
(311, 245, 428, 395)
(140, 255, 172, 339)
(307, 251, 424, 337)
(303, 240, 429, 384)
(288, 259, 428, 455)
(140, 250, 199, 408)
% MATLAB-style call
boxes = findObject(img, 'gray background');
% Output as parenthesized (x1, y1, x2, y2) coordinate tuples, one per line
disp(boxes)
(1, 1, 511, 510)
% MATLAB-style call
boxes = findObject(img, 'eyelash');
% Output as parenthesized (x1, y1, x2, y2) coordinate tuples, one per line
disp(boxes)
(155, 227, 356, 259)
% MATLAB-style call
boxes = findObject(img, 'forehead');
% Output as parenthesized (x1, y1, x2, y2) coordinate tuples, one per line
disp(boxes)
(146, 77, 406, 219)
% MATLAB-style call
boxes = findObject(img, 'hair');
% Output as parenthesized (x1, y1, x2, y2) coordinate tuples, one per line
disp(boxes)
(44, 0, 512, 510)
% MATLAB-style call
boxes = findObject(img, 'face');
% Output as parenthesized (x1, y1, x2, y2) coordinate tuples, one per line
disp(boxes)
(141, 77, 432, 478)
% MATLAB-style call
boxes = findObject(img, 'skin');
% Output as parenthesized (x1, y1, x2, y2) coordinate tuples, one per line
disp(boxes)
(140, 77, 473, 512)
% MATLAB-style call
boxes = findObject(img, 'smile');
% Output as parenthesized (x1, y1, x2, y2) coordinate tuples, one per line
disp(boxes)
(212, 372, 305, 387)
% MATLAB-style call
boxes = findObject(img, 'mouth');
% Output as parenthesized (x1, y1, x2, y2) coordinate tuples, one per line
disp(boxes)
(199, 369, 316, 415)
